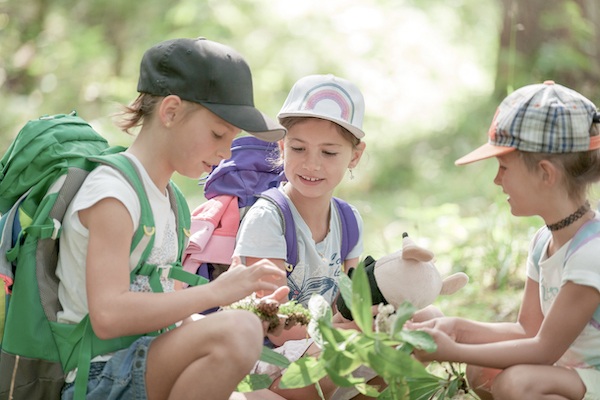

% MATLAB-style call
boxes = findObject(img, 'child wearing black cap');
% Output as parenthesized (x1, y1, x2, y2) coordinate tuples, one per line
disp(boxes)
(409, 81, 600, 400)
(56, 37, 289, 400)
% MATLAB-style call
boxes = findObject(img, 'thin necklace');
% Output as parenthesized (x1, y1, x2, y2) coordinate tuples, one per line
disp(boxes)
(547, 201, 591, 231)
(316, 230, 331, 263)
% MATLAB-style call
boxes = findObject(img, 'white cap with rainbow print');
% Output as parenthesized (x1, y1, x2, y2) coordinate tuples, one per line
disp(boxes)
(277, 74, 366, 139)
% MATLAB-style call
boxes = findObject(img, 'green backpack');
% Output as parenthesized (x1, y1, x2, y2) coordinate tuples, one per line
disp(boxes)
(0, 112, 206, 400)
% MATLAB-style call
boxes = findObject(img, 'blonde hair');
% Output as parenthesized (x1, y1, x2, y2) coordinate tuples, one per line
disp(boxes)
(113, 93, 163, 135)
(113, 93, 203, 134)
(519, 124, 600, 201)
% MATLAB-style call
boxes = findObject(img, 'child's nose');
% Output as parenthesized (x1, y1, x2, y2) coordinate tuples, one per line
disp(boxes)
(303, 151, 321, 170)
(493, 170, 502, 186)
(217, 144, 232, 160)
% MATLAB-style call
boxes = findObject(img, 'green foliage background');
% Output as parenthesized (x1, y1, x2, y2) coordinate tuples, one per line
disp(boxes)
(1, 0, 599, 322)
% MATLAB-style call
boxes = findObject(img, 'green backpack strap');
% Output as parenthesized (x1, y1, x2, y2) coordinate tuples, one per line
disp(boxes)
(59, 153, 207, 400)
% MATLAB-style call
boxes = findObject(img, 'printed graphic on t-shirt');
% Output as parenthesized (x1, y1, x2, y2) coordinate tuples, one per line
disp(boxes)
(288, 252, 341, 306)
(540, 277, 559, 303)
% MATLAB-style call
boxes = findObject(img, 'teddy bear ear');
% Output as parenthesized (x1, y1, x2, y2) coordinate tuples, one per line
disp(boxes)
(440, 272, 469, 296)
(402, 233, 434, 262)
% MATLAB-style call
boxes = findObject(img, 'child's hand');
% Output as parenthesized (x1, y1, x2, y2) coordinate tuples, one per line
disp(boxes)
(405, 316, 458, 341)
(259, 286, 291, 336)
(212, 256, 286, 306)
(411, 305, 445, 323)
(411, 326, 456, 363)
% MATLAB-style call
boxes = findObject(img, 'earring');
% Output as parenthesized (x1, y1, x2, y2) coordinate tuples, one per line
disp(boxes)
(349, 168, 354, 180)
(165, 121, 171, 128)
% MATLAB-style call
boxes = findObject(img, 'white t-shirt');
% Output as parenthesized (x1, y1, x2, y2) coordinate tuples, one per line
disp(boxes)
(56, 153, 178, 325)
(527, 212, 600, 370)
(234, 185, 364, 307)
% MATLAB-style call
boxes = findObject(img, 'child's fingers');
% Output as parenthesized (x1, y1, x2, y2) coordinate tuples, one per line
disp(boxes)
(230, 255, 243, 269)
(265, 286, 290, 303)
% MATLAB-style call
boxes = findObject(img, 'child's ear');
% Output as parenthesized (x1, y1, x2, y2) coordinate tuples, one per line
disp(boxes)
(538, 159, 557, 186)
(348, 141, 366, 168)
(158, 95, 183, 128)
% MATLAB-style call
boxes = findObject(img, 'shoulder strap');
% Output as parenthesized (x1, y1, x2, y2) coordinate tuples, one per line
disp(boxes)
(87, 153, 156, 271)
(565, 219, 600, 263)
(88, 154, 203, 288)
(257, 189, 360, 276)
(332, 197, 359, 265)
(257, 188, 297, 275)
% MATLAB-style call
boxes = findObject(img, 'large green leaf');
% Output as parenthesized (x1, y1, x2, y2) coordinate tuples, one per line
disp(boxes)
(321, 344, 362, 377)
(366, 340, 433, 380)
(235, 374, 273, 392)
(390, 302, 417, 339)
(259, 345, 291, 368)
(351, 263, 373, 336)
(280, 356, 328, 389)
(406, 375, 445, 400)
(399, 330, 437, 353)
(338, 271, 354, 313)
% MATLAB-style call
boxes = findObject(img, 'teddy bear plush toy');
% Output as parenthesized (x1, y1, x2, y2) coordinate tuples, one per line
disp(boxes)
(336, 232, 469, 320)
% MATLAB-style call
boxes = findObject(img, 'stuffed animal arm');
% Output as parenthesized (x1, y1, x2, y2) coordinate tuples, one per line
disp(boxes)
(336, 232, 469, 320)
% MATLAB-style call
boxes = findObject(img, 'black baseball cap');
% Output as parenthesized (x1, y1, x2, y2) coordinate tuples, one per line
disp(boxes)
(137, 37, 286, 142)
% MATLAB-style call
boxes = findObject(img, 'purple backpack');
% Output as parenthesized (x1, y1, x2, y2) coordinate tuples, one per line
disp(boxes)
(195, 136, 360, 280)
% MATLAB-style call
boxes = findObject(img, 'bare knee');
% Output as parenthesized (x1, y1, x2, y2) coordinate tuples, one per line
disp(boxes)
(199, 309, 264, 372)
(466, 364, 501, 400)
(491, 365, 534, 400)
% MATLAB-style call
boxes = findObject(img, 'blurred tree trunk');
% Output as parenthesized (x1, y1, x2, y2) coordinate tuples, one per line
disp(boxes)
(495, 0, 600, 101)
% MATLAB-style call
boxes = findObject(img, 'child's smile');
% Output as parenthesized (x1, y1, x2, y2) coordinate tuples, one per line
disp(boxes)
(280, 118, 354, 202)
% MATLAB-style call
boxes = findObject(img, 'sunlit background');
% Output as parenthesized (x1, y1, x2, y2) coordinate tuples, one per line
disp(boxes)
(1, 0, 599, 321)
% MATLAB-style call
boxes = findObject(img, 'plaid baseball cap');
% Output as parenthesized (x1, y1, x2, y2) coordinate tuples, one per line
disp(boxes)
(277, 74, 365, 139)
(137, 37, 286, 142)
(455, 81, 600, 165)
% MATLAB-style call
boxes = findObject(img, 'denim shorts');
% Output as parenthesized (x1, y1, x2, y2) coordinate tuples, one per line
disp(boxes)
(61, 336, 155, 400)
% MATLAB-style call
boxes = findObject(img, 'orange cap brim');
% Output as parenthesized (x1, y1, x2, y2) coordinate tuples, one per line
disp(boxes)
(455, 143, 516, 165)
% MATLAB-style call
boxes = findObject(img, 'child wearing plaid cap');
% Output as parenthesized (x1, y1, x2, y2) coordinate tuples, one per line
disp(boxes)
(409, 81, 600, 400)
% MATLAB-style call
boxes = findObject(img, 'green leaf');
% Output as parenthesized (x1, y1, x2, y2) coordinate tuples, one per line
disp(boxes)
(366, 340, 433, 380)
(387, 378, 410, 399)
(390, 301, 417, 339)
(351, 263, 373, 336)
(324, 365, 366, 387)
(259, 346, 291, 368)
(235, 374, 273, 392)
(447, 377, 459, 398)
(435, 388, 447, 400)
(321, 345, 362, 378)
(280, 356, 327, 389)
(354, 382, 383, 397)
(399, 330, 437, 353)
(406, 376, 445, 400)
(338, 271, 354, 313)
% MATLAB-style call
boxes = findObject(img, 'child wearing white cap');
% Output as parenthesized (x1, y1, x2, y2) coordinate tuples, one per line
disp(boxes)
(233, 74, 376, 399)
(409, 81, 600, 400)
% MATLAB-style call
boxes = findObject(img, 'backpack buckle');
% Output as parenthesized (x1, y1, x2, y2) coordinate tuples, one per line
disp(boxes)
(51, 218, 62, 240)
(157, 264, 172, 280)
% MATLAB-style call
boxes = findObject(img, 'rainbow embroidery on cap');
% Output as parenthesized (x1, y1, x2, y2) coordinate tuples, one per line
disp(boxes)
(300, 83, 355, 123)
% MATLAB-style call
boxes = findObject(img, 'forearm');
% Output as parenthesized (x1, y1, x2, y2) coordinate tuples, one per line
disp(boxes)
(435, 336, 559, 369)
(452, 318, 532, 344)
(90, 284, 223, 339)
